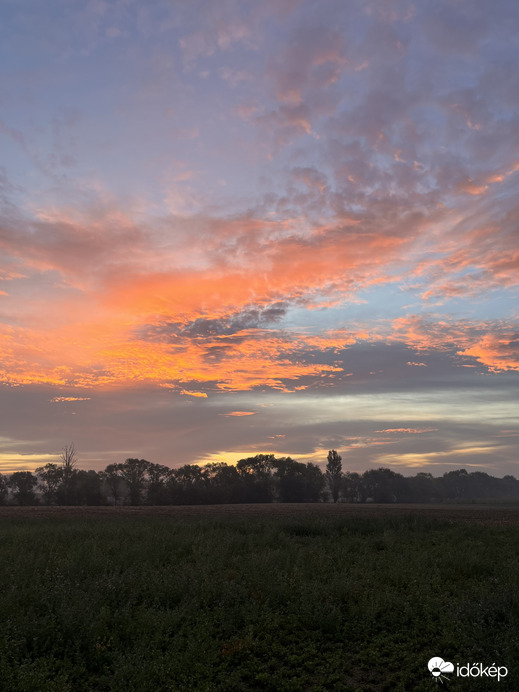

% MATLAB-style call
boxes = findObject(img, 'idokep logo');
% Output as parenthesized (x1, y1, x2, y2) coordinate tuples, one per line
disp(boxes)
(428, 657, 509, 683)
(428, 658, 454, 683)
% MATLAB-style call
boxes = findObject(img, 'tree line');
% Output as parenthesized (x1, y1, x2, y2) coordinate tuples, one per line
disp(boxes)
(1, 446, 519, 506)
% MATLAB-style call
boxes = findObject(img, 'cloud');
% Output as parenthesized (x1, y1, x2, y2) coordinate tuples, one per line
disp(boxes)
(459, 333, 519, 374)
(140, 303, 288, 341)
(392, 315, 519, 373)
(375, 428, 438, 434)
(180, 390, 208, 398)
(267, 24, 346, 105)
(221, 411, 256, 416)
(1, 0, 518, 475)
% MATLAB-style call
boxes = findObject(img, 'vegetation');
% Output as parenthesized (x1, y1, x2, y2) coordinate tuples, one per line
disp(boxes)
(326, 449, 343, 503)
(1, 507, 518, 690)
(2, 450, 519, 506)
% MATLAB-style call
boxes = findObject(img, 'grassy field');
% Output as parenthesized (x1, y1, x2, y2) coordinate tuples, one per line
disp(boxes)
(1, 504, 518, 691)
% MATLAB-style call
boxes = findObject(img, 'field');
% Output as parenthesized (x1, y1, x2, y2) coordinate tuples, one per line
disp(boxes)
(1, 504, 518, 691)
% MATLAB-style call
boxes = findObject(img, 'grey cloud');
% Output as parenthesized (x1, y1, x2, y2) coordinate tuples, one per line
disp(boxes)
(138, 303, 288, 342)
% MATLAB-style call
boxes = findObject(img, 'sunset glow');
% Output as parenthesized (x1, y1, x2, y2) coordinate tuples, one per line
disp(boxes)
(1, 0, 518, 474)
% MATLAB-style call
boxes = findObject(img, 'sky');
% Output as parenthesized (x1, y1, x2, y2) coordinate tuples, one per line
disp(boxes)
(1, 0, 518, 476)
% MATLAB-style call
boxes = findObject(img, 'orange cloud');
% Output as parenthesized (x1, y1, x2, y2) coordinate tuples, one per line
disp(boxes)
(1, 186, 517, 395)
(221, 411, 256, 416)
(458, 334, 519, 373)
(392, 315, 519, 373)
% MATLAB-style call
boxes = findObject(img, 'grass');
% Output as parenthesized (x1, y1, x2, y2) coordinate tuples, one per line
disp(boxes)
(1, 506, 518, 690)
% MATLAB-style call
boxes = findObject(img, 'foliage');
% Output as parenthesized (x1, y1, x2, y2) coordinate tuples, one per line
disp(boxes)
(1, 509, 519, 690)
(59, 443, 79, 505)
(7, 471, 38, 505)
(237, 454, 276, 502)
(0, 474, 8, 505)
(6, 455, 519, 506)
(118, 458, 150, 506)
(35, 463, 63, 505)
(100, 464, 124, 506)
(326, 450, 342, 502)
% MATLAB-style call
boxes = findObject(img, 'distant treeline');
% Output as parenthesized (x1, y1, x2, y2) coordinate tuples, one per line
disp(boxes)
(1, 447, 519, 506)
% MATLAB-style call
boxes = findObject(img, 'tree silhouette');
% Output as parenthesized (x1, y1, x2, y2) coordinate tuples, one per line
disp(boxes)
(273, 458, 324, 502)
(171, 464, 208, 504)
(119, 458, 150, 505)
(362, 468, 404, 503)
(326, 450, 342, 503)
(59, 443, 78, 504)
(35, 463, 62, 505)
(146, 463, 171, 505)
(75, 470, 104, 505)
(0, 474, 7, 505)
(237, 454, 275, 502)
(203, 463, 243, 503)
(8, 471, 38, 505)
(100, 463, 124, 506)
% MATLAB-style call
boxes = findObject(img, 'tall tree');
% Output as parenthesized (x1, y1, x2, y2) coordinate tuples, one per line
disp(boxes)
(326, 450, 343, 503)
(59, 443, 78, 504)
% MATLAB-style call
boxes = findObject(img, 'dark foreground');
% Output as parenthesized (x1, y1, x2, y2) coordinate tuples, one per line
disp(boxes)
(1, 504, 518, 691)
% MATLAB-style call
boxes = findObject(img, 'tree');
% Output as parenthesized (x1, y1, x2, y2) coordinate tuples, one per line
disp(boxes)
(0, 474, 8, 505)
(303, 463, 325, 502)
(406, 472, 436, 503)
(75, 470, 105, 505)
(273, 458, 324, 502)
(119, 458, 150, 505)
(500, 475, 519, 499)
(8, 471, 38, 505)
(171, 464, 208, 504)
(362, 468, 404, 503)
(203, 463, 244, 504)
(100, 463, 124, 506)
(326, 450, 342, 503)
(59, 443, 79, 504)
(35, 463, 63, 505)
(342, 471, 362, 502)
(236, 454, 275, 502)
(439, 469, 469, 501)
(146, 463, 171, 505)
